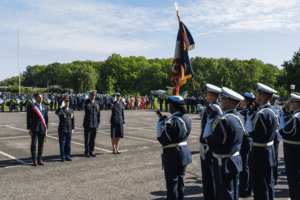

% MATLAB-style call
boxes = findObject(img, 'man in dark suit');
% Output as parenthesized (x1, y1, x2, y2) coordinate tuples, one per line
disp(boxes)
(27, 92, 48, 166)
(55, 96, 74, 162)
(83, 90, 100, 157)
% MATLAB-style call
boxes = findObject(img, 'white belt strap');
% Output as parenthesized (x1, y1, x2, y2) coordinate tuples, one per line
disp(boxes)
(252, 141, 274, 147)
(283, 139, 300, 145)
(213, 151, 240, 166)
(163, 141, 187, 148)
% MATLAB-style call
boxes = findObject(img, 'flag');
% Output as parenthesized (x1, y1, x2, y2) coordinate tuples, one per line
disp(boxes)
(171, 22, 195, 95)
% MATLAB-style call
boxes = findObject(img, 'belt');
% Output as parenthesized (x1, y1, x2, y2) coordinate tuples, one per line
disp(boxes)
(212, 151, 240, 166)
(283, 139, 300, 145)
(251, 141, 274, 147)
(162, 141, 187, 148)
(212, 151, 240, 186)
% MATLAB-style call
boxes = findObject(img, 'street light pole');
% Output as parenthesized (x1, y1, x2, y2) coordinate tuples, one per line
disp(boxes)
(18, 29, 20, 96)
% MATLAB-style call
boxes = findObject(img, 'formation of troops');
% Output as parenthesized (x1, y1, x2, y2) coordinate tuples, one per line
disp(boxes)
(157, 83, 300, 200)
(6, 81, 299, 200)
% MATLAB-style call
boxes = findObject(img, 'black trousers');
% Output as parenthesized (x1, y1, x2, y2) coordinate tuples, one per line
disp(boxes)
(160, 103, 163, 111)
(31, 131, 45, 161)
(164, 165, 187, 200)
(239, 149, 252, 195)
(165, 104, 168, 112)
(273, 141, 280, 185)
(251, 166, 274, 200)
(213, 157, 240, 200)
(200, 152, 217, 200)
(186, 104, 190, 113)
(284, 144, 300, 200)
(84, 128, 97, 154)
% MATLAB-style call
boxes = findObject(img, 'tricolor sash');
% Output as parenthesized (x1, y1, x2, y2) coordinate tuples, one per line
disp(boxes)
(32, 103, 47, 129)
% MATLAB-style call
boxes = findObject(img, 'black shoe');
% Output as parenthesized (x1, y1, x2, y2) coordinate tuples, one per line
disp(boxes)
(89, 153, 96, 157)
(85, 153, 90, 158)
(61, 159, 65, 162)
(66, 158, 72, 161)
(117, 152, 121, 154)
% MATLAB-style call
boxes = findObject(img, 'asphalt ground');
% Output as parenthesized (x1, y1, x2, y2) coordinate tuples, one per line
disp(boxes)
(0, 109, 291, 200)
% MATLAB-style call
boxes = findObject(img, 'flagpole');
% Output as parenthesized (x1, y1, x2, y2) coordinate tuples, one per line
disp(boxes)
(175, 3, 181, 22)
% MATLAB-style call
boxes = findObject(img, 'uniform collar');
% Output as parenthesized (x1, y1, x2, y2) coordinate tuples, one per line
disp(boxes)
(172, 111, 182, 116)
(261, 103, 271, 109)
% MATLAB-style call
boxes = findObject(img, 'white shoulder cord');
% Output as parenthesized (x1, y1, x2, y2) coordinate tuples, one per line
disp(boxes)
(282, 113, 300, 136)
(211, 104, 223, 115)
(253, 108, 279, 134)
(213, 114, 245, 144)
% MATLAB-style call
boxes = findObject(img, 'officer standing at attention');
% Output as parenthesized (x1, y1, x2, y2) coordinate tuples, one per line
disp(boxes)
(164, 96, 169, 112)
(238, 92, 258, 198)
(157, 96, 192, 200)
(270, 94, 283, 185)
(209, 87, 244, 199)
(83, 90, 100, 157)
(49, 92, 56, 111)
(110, 93, 125, 154)
(69, 94, 75, 110)
(279, 93, 300, 200)
(27, 92, 48, 166)
(55, 96, 74, 162)
(250, 83, 279, 200)
(186, 96, 190, 113)
(199, 83, 223, 200)
(159, 96, 164, 111)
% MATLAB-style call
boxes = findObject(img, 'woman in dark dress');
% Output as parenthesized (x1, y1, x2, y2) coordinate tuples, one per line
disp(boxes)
(111, 93, 125, 154)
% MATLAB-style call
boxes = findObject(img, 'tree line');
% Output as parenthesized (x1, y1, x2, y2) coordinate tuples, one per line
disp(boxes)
(1, 49, 300, 99)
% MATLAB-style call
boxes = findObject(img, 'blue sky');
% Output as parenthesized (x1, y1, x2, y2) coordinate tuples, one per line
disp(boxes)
(1, 0, 300, 81)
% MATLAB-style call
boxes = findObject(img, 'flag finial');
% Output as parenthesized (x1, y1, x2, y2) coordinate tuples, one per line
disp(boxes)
(175, 2, 181, 22)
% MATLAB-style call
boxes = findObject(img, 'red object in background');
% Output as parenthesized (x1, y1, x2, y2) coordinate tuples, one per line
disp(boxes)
(141, 98, 145, 109)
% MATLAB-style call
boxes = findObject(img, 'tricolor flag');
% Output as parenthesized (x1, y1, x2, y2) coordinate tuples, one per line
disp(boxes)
(171, 21, 195, 95)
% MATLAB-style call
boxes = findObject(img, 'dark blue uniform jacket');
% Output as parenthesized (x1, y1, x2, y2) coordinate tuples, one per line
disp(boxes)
(209, 109, 243, 174)
(249, 104, 278, 168)
(83, 99, 100, 128)
(55, 107, 75, 133)
(157, 112, 192, 167)
(110, 102, 124, 124)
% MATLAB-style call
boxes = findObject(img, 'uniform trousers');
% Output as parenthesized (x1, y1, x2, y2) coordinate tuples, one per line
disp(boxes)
(213, 157, 240, 200)
(59, 132, 72, 159)
(164, 165, 187, 200)
(160, 103, 163, 111)
(84, 128, 97, 154)
(31, 131, 45, 161)
(251, 166, 274, 200)
(200, 152, 217, 200)
(273, 141, 280, 185)
(284, 143, 300, 200)
(186, 104, 190, 113)
(165, 104, 168, 112)
(239, 149, 252, 195)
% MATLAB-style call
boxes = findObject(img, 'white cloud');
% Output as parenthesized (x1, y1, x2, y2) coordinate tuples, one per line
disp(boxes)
(0, 0, 299, 58)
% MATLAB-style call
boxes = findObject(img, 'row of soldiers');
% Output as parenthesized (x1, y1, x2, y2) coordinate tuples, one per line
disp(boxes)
(157, 82, 300, 200)
(48, 93, 115, 111)
(158, 95, 203, 113)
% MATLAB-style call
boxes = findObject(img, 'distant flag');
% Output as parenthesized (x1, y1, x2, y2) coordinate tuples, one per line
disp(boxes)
(171, 3, 196, 96)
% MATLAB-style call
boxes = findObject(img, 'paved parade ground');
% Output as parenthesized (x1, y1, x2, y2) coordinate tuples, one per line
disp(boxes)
(0, 109, 291, 199)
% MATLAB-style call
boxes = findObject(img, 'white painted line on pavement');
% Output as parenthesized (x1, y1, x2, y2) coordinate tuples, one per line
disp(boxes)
(0, 150, 28, 166)
(0, 136, 29, 140)
(46, 135, 113, 153)
(99, 130, 159, 143)
(5, 125, 28, 132)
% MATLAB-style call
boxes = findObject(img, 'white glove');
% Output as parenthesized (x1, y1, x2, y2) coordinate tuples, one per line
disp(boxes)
(60, 101, 65, 108)
(72, 129, 74, 134)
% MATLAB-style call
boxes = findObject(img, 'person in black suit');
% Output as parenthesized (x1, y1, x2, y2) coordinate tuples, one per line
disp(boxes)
(110, 93, 125, 154)
(27, 92, 48, 166)
(55, 96, 74, 162)
(83, 90, 100, 157)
